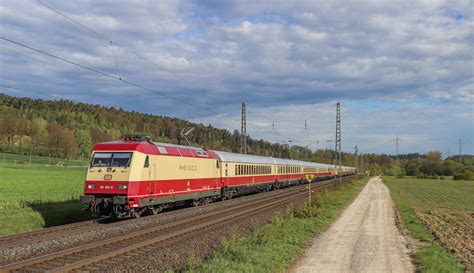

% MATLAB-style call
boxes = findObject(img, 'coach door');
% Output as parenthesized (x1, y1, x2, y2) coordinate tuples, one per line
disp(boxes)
(149, 163, 156, 194)
(143, 155, 155, 194)
(214, 160, 220, 190)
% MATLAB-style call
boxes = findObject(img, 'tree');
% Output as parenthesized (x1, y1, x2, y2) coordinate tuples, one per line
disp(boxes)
(75, 130, 92, 158)
(0, 114, 18, 145)
(420, 151, 444, 175)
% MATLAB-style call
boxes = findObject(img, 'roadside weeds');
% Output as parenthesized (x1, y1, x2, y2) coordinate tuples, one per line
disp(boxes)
(180, 177, 370, 273)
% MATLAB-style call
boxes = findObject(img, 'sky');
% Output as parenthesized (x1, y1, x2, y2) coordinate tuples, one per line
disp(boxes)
(0, 0, 472, 155)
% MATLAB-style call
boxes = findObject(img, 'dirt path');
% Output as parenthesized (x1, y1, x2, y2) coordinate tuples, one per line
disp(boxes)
(291, 177, 414, 273)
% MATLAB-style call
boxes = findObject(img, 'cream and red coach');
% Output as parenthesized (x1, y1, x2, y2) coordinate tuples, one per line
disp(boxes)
(80, 136, 356, 218)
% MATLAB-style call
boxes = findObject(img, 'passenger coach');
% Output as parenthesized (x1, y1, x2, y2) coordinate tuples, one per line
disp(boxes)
(81, 136, 356, 218)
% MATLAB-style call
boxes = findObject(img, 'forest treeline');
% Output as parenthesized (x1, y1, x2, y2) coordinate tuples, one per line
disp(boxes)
(0, 93, 472, 180)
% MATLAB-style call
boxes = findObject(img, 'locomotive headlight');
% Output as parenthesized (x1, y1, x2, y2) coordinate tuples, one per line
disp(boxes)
(87, 184, 96, 189)
(119, 184, 128, 190)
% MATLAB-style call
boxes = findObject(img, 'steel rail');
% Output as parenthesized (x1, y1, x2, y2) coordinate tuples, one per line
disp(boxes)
(0, 219, 107, 249)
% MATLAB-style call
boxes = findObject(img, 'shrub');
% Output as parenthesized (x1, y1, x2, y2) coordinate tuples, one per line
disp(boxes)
(293, 203, 321, 218)
(453, 173, 464, 180)
(463, 170, 474, 181)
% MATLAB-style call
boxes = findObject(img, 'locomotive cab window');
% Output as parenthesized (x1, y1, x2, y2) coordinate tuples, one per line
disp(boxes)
(111, 152, 132, 167)
(91, 152, 132, 168)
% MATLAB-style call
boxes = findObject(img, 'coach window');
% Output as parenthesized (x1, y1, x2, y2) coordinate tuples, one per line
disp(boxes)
(144, 155, 149, 168)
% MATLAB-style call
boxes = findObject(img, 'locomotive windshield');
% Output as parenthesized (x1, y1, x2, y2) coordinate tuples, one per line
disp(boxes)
(91, 152, 132, 167)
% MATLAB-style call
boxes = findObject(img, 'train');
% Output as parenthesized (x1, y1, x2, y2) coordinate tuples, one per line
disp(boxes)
(80, 136, 356, 218)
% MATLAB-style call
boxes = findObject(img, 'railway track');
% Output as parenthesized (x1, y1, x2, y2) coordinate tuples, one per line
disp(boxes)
(0, 176, 355, 272)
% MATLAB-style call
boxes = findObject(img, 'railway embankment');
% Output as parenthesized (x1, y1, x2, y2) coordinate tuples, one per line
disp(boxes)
(181, 176, 369, 273)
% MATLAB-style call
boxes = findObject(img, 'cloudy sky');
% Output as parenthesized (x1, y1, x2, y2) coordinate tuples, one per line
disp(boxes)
(0, 0, 472, 155)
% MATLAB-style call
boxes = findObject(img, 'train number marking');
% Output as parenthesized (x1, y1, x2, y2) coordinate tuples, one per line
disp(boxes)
(179, 165, 198, 171)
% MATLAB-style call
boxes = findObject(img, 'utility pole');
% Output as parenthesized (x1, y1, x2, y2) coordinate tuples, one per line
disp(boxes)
(354, 145, 358, 174)
(457, 138, 463, 163)
(240, 102, 247, 154)
(392, 135, 403, 177)
(335, 102, 341, 184)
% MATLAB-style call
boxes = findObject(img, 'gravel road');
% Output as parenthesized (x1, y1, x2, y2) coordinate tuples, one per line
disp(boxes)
(292, 176, 414, 273)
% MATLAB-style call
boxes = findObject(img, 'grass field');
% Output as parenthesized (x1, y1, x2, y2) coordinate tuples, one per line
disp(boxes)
(0, 164, 90, 235)
(384, 177, 473, 272)
(182, 177, 370, 273)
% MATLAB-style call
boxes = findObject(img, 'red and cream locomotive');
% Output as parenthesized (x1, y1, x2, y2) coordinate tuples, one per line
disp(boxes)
(80, 136, 356, 218)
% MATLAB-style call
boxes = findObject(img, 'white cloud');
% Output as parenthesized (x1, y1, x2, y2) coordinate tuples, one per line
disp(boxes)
(0, 0, 472, 154)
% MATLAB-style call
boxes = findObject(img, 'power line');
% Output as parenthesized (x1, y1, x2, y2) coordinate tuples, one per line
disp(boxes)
(2, 36, 303, 149)
(392, 135, 404, 177)
(457, 138, 464, 163)
(335, 102, 341, 185)
(0, 36, 242, 124)
(0, 41, 338, 149)
(20, 0, 352, 150)
(0, 46, 59, 67)
(201, 89, 209, 110)
(354, 145, 358, 171)
(17, 1, 340, 148)
(109, 41, 122, 80)
(36, 0, 186, 82)
(240, 102, 247, 154)
(0, 84, 65, 101)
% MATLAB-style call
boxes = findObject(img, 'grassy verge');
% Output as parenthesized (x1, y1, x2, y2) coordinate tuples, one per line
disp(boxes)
(0, 164, 89, 235)
(182, 176, 370, 273)
(384, 177, 470, 272)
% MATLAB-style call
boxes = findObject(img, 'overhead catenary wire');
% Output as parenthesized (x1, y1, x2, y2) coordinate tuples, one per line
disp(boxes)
(109, 41, 122, 80)
(32, 1, 339, 147)
(0, 84, 71, 101)
(36, 0, 186, 82)
(0, 46, 59, 67)
(0, 36, 242, 123)
(35, 0, 313, 144)
(1, 36, 285, 139)
(3, 0, 344, 149)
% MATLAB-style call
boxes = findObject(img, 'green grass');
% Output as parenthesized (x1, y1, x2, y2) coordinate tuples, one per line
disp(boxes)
(0, 164, 90, 235)
(384, 177, 471, 273)
(0, 152, 88, 166)
(182, 177, 370, 273)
